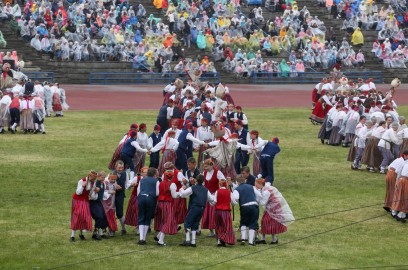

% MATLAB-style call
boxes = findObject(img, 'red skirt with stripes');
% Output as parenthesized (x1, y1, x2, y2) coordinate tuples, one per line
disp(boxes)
(71, 198, 93, 231)
(384, 169, 397, 209)
(133, 151, 146, 173)
(105, 208, 118, 232)
(124, 191, 138, 226)
(154, 201, 178, 234)
(261, 212, 287, 235)
(392, 177, 408, 212)
(253, 152, 261, 177)
(174, 198, 188, 225)
(158, 150, 177, 176)
(201, 201, 216, 229)
(215, 210, 236, 245)
(108, 143, 125, 170)
(198, 142, 211, 171)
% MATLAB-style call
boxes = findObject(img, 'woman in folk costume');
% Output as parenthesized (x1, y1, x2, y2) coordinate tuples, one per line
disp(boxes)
(211, 179, 235, 246)
(32, 95, 46, 134)
(51, 83, 62, 117)
(108, 123, 139, 170)
(347, 114, 366, 162)
(150, 130, 179, 176)
(154, 166, 179, 246)
(399, 127, 408, 153)
(19, 82, 35, 133)
(362, 121, 386, 173)
(102, 172, 119, 236)
(248, 130, 267, 176)
(391, 161, 408, 222)
(195, 118, 214, 171)
(124, 167, 148, 229)
(0, 90, 11, 134)
(133, 123, 151, 173)
(70, 170, 97, 242)
(256, 178, 294, 244)
(328, 105, 345, 145)
(343, 105, 362, 147)
(310, 88, 334, 125)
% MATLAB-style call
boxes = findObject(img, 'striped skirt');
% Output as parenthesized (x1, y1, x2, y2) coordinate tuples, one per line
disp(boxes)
(261, 212, 287, 235)
(20, 109, 34, 130)
(108, 143, 124, 170)
(201, 201, 216, 230)
(154, 201, 177, 235)
(384, 169, 397, 209)
(198, 140, 211, 171)
(391, 177, 408, 212)
(133, 151, 146, 173)
(0, 104, 10, 127)
(344, 133, 355, 145)
(174, 197, 188, 225)
(328, 125, 342, 145)
(214, 210, 236, 245)
(158, 150, 177, 176)
(124, 191, 138, 226)
(105, 208, 118, 232)
(347, 143, 356, 162)
(253, 151, 261, 177)
(71, 198, 93, 231)
(362, 137, 381, 168)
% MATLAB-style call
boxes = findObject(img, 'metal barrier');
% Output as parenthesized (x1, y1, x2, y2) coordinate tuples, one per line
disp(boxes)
(89, 72, 220, 85)
(24, 71, 55, 82)
(250, 70, 383, 84)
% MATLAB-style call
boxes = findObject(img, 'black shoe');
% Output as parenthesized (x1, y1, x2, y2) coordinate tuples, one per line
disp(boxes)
(120, 230, 127, 236)
(320, 139, 324, 144)
(154, 236, 159, 242)
(190, 243, 197, 247)
(70, 237, 75, 242)
(100, 235, 107, 239)
(237, 239, 247, 242)
(0, 130, 4, 134)
(179, 241, 191, 247)
(147, 227, 151, 233)
(177, 226, 182, 232)
(24, 130, 27, 134)
(157, 242, 166, 246)
(137, 240, 146, 245)
(217, 242, 226, 247)
(392, 214, 397, 219)
(396, 217, 407, 223)
(383, 207, 391, 212)
(248, 242, 256, 246)
(10, 129, 15, 134)
(79, 234, 85, 240)
(92, 234, 101, 240)
(256, 240, 267, 244)
(196, 230, 201, 236)
(34, 129, 38, 134)
(271, 240, 279, 245)
(42, 131, 46, 134)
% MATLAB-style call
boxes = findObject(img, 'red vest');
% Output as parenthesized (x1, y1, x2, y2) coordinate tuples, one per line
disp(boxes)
(72, 177, 90, 201)
(158, 180, 173, 202)
(216, 188, 231, 211)
(169, 169, 182, 191)
(204, 168, 220, 194)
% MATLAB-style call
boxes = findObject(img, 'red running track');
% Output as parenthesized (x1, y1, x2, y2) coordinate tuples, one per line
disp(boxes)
(64, 84, 408, 110)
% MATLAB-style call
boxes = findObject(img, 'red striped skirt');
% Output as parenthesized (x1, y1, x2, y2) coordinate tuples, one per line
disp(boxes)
(158, 150, 177, 176)
(214, 210, 236, 245)
(261, 212, 287, 235)
(105, 208, 118, 232)
(108, 143, 124, 170)
(253, 151, 261, 177)
(198, 141, 211, 171)
(384, 169, 397, 209)
(174, 198, 187, 225)
(201, 201, 216, 229)
(71, 198, 93, 231)
(391, 177, 408, 212)
(154, 201, 177, 235)
(133, 151, 146, 173)
(124, 191, 138, 226)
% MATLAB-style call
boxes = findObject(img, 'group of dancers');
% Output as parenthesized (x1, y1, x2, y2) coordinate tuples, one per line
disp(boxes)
(70, 78, 294, 246)
(309, 76, 408, 222)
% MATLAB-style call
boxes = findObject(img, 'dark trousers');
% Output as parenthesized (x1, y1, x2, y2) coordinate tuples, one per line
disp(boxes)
(120, 152, 135, 172)
(234, 150, 249, 174)
(184, 205, 205, 231)
(239, 205, 259, 230)
(90, 200, 108, 229)
(260, 156, 275, 184)
(150, 152, 160, 168)
(115, 194, 125, 219)
(175, 148, 188, 173)
(157, 118, 168, 136)
(138, 195, 156, 226)
(10, 108, 20, 126)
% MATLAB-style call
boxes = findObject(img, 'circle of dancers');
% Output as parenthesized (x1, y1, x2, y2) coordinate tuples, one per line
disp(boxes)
(309, 76, 408, 222)
(70, 79, 295, 247)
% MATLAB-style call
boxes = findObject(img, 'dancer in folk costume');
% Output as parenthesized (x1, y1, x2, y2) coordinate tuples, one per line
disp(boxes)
(384, 151, 408, 216)
(259, 137, 281, 185)
(90, 171, 109, 240)
(51, 83, 62, 117)
(234, 120, 249, 174)
(201, 159, 227, 237)
(148, 125, 162, 169)
(391, 161, 408, 222)
(162, 119, 182, 140)
(8, 91, 19, 134)
(114, 161, 129, 235)
(351, 120, 373, 170)
(154, 167, 179, 246)
(124, 167, 148, 229)
(362, 121, 386, 173)
(157, 98, 174, 136)
(70, 170, 97, 242)
(20, 82, 35, 133)
(256, 178, 294, 245)
(248, 130, 267, 176)
(120, 131, 149, 180)
(32, 95, 46, 134)
(133, 123, 151, 173)
(0, 90, 11, 133)
(102, 172, 119, 236)
(185, 157, 200, 183)
(137, 168, 160, 245)
(241, 166, 256, 186)
(150, 130, 179, 176)
(161, 162, 188, 226)
(179, 174, 213, 247)
(195, 118, 214, 171)
(378, 123, 400, 174)
(347, 115, 366, 166)
(235, 105, 249, 130)
(108, 123, 138, 170)
(231, 174, 262, 246)
(342, 105, 361, 147)
(211, 179, 236, 247)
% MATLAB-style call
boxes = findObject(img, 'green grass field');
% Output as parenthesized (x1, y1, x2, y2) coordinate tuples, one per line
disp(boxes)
(1, 107, 408, 270)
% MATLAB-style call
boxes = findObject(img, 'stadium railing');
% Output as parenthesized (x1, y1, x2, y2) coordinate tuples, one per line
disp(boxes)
(88, 72, 220, 85)
(24, 71, 55, 82)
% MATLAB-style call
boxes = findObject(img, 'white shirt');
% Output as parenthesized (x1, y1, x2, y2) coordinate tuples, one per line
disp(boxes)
(389, 157, 406, 179)
(130, 141, 149, 153)
(378, 128, 399, 149)
(399, 161, 408, 177)
(150, 137, 179, 152)
(75, 177, 93, 196)
(247, 136, 267, 151)
(19, 99, 34, 111)
(372, 126, 386, 139)
(179, 186, 214, 202)
(136, 132, 150, 149)
(162, 128, 182, 140)
(231, 185, 262, 206)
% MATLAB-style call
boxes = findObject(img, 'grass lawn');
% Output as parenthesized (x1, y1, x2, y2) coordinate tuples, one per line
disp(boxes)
(1, 107, 408, 270)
